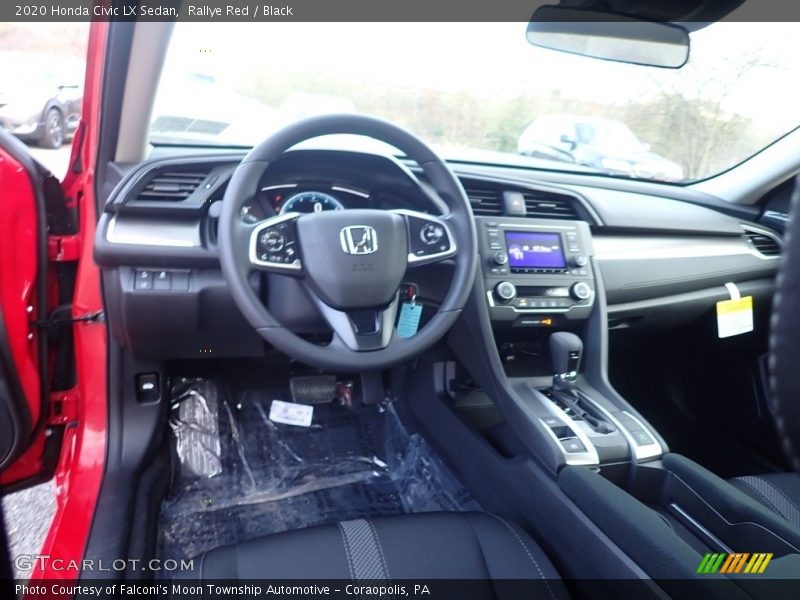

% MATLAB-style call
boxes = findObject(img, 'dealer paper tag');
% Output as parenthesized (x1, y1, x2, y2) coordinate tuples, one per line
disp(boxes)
(397, 302, 423, 338)
(716, 296, 754, 338)
(269, 399, 313, 427)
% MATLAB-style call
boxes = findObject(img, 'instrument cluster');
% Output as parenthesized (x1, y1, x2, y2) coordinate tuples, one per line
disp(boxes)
(239, 183, 372, 224)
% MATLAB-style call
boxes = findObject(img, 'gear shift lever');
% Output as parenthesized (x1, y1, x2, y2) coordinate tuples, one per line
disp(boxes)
(549, 332, 583, 391)
(548, 332, 614, 434)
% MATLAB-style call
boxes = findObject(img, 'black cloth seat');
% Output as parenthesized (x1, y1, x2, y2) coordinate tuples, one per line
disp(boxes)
(176, 511, 567, 596)
(728, 473, 800, 528)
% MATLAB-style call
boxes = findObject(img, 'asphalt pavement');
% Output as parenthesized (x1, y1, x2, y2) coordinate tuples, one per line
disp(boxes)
(2, 482, 56, 579)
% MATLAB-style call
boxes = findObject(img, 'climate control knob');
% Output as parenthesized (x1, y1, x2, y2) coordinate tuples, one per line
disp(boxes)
(571, 282, 592, 301)
(494, 281, 517, 303)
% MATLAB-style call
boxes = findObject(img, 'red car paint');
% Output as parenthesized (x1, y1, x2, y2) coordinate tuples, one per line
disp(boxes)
(0, 145, 44, 483)
(10, 21, 109, 586)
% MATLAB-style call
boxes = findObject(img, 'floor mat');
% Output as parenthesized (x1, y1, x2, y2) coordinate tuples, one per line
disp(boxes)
(158, 378, 481, 562)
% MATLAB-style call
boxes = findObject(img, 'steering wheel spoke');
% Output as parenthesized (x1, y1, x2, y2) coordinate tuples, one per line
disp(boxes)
(310, 293, 400, 352)
(392, 209, 457, 267)
(248, 212, 304, 274)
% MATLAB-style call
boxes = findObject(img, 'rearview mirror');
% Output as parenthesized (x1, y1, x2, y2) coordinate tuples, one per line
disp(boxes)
(527, 6, 690, 69)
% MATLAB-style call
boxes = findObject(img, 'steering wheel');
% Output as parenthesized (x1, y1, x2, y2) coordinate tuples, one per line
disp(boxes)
(218, 115, 477, 371)
(771, 177, 800, 472)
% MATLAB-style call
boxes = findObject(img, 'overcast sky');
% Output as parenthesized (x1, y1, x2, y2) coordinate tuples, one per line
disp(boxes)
(166, 21, 800, 136)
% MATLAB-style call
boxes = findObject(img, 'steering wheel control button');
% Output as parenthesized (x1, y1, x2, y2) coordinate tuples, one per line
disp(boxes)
(495, 281, 517, 303)
(251, 215, 302, 270)
(571, 282, 592, 301)
(420, 222, 445, 245)
(263, 230, 286, 253)
(399, 211, 456, 265)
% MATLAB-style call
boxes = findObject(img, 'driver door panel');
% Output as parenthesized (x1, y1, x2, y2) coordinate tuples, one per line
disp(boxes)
(0, 134, 52, 487)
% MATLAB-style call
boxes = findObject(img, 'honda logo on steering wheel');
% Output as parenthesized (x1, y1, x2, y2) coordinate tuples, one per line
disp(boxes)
(339, 226, 378, 255)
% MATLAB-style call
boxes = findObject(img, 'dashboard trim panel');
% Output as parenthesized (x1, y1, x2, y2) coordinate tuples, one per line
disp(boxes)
(106, 214, 201, 248)
(594, 235, 779, 262)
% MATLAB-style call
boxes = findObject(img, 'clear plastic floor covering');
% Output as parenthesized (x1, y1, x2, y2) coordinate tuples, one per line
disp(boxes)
(159, 379, 481, 562)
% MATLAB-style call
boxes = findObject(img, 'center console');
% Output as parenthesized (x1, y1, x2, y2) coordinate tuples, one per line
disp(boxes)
(421, 216, 800, 588)
(478, 217, 596, 326)
(472, 215, 664, 470)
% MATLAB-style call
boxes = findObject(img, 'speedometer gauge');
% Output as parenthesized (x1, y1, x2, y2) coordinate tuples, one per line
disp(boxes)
(281, 191, 344, 214)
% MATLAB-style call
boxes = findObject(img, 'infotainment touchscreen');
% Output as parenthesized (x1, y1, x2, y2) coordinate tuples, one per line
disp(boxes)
(504, 231, 566, 269)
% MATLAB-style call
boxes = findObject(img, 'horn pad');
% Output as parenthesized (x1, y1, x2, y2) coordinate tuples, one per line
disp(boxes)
(296, 210, 408, 309)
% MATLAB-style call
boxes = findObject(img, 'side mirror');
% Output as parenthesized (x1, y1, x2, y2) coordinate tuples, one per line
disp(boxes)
(559, 133, 577, 150)
(527, 6, 690, 69)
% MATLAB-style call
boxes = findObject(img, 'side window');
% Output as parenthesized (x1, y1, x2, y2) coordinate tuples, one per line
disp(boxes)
(0, 24, 89, 179)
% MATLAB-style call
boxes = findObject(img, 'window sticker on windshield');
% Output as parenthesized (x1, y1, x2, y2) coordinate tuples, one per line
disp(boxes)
(716, 296, 754, 338)
(269, 399, 314, 427)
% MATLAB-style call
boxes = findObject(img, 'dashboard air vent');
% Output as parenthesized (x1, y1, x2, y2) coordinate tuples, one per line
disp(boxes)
(522, 191, 579, 220)
(464, 185, 503, 216)
(743, 229, 781, 257)
(136, 169, 210, 201)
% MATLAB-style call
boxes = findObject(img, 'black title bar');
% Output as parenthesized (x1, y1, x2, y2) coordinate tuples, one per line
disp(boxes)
(5, 0, 800, 22)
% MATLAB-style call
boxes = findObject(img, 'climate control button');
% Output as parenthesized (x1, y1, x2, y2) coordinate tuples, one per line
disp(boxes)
(494, 281, 517, 303)
(571, 282, 592, 301)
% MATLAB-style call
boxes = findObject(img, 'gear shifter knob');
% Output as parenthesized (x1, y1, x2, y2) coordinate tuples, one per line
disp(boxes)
(549, 332, 583, 382)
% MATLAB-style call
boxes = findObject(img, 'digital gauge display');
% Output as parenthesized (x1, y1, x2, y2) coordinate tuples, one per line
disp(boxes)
(280, 191, 344, 214)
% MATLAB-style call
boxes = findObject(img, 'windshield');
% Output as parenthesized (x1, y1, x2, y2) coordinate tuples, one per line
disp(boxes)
(576, 121, 643, 153)
(152, 22, 800, 183)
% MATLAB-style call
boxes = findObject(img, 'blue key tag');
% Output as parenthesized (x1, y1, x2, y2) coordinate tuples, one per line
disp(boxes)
(397, 302, 423, 338)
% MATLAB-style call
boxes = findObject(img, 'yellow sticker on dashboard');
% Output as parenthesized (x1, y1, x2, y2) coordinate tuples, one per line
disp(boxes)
(716, 296, 753, 338)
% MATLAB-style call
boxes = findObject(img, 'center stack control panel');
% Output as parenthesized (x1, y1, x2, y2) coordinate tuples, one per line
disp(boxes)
(477, 216, 596, 327)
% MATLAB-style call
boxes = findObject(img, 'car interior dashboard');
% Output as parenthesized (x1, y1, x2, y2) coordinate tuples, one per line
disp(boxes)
(86, 141, 800, 588)
(94, 146, 783, 361)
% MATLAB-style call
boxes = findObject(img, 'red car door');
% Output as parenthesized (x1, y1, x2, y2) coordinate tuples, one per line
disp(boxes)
(0, 21, 108, 583)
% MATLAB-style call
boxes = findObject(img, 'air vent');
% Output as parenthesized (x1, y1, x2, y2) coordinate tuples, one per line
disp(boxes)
(136, 169, 210, 201)
(743, 228, 781, 257)
(464, 185, 503, 216)
(522, 192, 579, 220)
